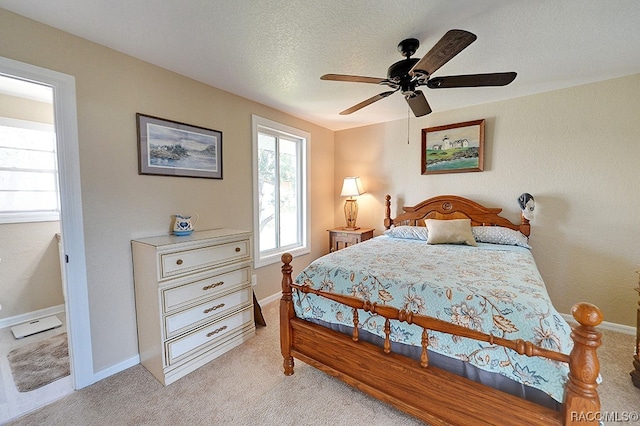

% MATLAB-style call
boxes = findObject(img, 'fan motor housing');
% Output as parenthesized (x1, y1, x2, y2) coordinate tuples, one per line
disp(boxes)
(387, 58, 420, 82)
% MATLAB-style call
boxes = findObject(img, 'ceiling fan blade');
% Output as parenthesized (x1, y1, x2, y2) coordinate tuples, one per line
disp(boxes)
(405, 90, 432, 117)
(321, 74, 386, 84)
(410, 29, 477, 77)
(339, 90, 397, 115)
(427, 72, 517, 88)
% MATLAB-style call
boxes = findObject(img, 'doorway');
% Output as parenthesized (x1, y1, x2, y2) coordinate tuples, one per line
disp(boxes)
(0, 56, 93, 421)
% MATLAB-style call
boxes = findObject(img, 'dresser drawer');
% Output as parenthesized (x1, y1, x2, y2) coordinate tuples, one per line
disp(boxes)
(132, 229, 255, 386)
(165, 306, 253, 366)
(160, 239, 250, 278)
(162, 267, 250, 313)
(164, 286, 252, 338)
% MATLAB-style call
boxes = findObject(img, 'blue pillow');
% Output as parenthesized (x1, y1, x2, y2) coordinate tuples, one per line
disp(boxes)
(472, 226, 530, 248)
(384, 226, 429, 240)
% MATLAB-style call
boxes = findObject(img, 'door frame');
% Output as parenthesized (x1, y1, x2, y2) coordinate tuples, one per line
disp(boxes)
(0, 56, 94, 389)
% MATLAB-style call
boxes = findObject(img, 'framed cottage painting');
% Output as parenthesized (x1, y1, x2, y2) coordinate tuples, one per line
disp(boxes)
(421, 119, 484, 175)
(137, 113, 222, 179)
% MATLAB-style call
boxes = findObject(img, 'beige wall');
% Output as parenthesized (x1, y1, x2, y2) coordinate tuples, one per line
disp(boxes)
(335, 73, 640, 327)
(0, 9, 334, 372)
(0, 93, 63, 319)
(0, 222, 63, 317)
(2, 5, 635, 378)
(0, 93, 53, 122)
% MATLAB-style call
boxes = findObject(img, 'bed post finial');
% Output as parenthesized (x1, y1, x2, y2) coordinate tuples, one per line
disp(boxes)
(384, 195, 392, 229)
(563, 302, 602, 425)
(280, 253, 295, 376)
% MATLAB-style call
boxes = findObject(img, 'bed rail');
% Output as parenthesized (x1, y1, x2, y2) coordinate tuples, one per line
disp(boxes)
(280, 253, 602, 425)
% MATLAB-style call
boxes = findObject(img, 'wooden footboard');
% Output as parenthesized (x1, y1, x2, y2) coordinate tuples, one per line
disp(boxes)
(279, 253, 603, 425)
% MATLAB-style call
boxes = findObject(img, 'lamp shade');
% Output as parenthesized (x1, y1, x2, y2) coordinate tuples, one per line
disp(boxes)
(340, 177, 365, 197)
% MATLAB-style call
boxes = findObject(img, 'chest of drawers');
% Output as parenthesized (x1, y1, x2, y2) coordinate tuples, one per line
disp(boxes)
(131, 229, 255, 385)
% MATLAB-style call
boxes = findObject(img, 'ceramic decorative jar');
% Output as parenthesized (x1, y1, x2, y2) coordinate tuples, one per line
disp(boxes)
(173, 214, 198, 236)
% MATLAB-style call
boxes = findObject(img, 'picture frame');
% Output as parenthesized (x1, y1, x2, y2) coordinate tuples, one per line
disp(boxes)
(421, 119, 485, 175)
(136, 113, 222, 179)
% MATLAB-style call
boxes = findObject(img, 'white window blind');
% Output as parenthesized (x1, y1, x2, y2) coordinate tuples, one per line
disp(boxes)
(0, 116, 60, 223)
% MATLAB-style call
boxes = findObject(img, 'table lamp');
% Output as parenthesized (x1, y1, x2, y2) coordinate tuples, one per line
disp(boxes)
(340, 176, 365, 230)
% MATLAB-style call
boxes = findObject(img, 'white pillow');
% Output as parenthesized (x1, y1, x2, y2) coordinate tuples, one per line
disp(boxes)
(384, 225, 429, 240)
(472, 226, 531, 248)
(425, 219, 477, 246)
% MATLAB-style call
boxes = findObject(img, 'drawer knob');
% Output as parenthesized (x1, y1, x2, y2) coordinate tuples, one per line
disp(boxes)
(202, 281, 224, 291)
(176, 259, 183, 265)
(206, 325, 228, 338)
(204, 303, 225, 314)
(235, 247, 241, 252)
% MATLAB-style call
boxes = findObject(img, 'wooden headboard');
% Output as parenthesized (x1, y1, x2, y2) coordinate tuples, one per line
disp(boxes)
(384, 194, 530, 237)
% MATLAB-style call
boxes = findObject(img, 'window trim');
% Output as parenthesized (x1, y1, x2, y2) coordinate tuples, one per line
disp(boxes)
(252, 115, 310, 268)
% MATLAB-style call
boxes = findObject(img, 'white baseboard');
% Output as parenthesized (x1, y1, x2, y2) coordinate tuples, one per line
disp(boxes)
(258, 292, 282, 307)
(11, 297, 629, 392)
(0, 304, 65, 330)
(0, 304, 139, 388)
(91, 355, 141, 383)
(560, 313, 635, 335)
(88, 293, 280, 387)
(92, 293, 281, 385)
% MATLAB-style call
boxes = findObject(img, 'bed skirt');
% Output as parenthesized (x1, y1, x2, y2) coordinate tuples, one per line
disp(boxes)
(307, 317, 561, 411)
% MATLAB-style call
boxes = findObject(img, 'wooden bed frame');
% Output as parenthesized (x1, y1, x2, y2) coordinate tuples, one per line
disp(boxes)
(280, 195, 602, 425)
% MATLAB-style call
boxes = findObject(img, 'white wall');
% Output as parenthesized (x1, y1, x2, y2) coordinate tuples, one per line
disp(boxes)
(335, 74, 640, 327)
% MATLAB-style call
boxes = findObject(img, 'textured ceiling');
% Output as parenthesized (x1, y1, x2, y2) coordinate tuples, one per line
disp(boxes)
(1, 0, 639, 131)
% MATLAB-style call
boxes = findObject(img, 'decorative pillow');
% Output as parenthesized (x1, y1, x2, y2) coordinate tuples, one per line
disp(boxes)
(424, 219, 477, 246)
(472, 226, 531, 248)
(384, 225, 429, 241)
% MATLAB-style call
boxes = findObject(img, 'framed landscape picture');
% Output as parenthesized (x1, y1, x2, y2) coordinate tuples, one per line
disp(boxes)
(137, 113, 222, 179)
(421, 119, 485, 175)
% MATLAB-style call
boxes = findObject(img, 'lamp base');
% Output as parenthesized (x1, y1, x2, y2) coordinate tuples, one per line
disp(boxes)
(343, 198, 359, 230)
(341, 226, 360, 231)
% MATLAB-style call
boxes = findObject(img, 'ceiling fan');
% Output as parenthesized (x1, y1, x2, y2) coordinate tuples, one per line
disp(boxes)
(321, 30, 517, 117)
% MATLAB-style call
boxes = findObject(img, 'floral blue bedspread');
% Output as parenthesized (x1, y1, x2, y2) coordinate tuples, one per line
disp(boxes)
(292, 235, 572, 403)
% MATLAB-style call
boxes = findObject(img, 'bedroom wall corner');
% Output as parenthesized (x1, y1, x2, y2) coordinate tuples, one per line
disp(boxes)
(334, 73, 640, 327)
(0, 7, 336, 374)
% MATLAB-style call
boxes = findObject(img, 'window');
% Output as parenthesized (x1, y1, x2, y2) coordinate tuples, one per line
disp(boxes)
(252, 115, 309, 268)
(0, 116, 60, 223)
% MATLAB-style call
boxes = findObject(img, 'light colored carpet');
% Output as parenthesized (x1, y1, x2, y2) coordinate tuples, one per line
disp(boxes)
(7, 302, 640, 425)
(7, 333, 69, 393)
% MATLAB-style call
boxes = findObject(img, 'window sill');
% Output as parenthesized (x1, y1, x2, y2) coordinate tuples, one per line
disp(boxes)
(254, 246, 310, 269)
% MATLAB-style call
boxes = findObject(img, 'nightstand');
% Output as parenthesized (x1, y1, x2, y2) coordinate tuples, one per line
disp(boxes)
(328, 227, 374, 252)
